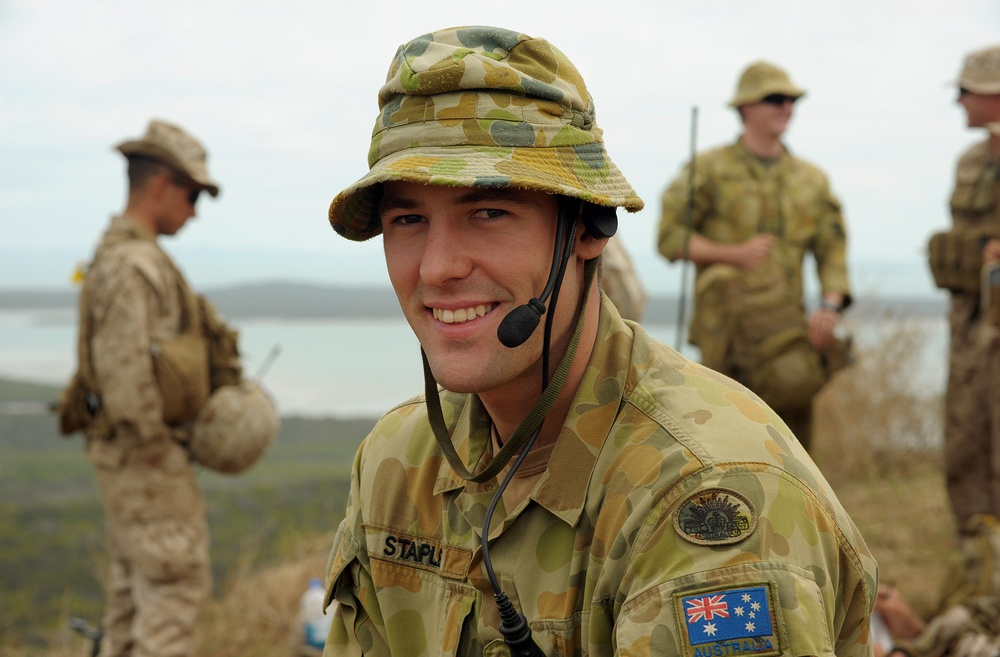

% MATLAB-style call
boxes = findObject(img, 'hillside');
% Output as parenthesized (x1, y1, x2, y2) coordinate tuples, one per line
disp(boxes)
(0, 280, 948, 323)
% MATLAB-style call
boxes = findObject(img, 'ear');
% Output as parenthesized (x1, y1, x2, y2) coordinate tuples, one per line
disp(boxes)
(575, 223, 609, 261)
(144, 171, 173, 201)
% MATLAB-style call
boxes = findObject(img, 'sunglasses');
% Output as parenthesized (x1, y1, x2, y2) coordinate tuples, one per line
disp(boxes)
(958, 87, 971, 97)
(172, 177, 201, 205)
(760, 94, 798, 106)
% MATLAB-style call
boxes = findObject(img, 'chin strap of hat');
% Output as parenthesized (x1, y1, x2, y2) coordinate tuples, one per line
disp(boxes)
(422, 257, 598, 483)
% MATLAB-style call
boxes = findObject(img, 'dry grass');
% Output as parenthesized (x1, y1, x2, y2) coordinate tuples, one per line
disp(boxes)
(813, 315, 944, 482)
(813, 314, 955, 619)
(11, 535, 332, 657)
(192, 533, 332, 657)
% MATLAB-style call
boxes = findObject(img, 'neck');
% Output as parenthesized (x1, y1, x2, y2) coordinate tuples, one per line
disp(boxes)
(123, 201, 158, 237)
(482, 281, 601, 451)
(740, 131, 784, 159)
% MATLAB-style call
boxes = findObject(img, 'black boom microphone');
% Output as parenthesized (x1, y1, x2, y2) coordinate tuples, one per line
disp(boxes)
(496, 201, 618, 349)
(497, 298, 548, 348)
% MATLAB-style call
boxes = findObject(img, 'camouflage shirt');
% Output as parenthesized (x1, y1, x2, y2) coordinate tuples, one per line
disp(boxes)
(657, 140, 851, 340)
(947, 138, 1000, 331)
(324, 297, 877, 657)
(81, 215, 194, 463)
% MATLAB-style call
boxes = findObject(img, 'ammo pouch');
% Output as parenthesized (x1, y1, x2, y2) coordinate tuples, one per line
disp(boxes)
(200, 296, 243, 391)
(928, 229, 990, 294)
(148, 293, 244, 426)
(57, 371, 99, 436)
(152, 330, 211, 426)
(694, 255, 827, 415)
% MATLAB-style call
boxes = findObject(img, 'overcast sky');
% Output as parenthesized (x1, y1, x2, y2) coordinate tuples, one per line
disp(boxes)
(1, 0, 998, 295)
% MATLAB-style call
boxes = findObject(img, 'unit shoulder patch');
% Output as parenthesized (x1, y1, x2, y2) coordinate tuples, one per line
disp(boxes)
(674, 488, 756, 546)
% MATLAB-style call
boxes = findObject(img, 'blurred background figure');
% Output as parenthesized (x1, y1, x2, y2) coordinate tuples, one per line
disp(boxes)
(926, 45, 1000, 540)
(871, 516, 1000, 657)
(657, 60, 852, 451)
(599, 235, 648, 322)
(59, 119, 220, 657)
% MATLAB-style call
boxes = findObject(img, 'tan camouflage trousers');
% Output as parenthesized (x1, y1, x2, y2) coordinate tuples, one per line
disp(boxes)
(944, 322, 1000, 529)
(88, 438, 210, 657)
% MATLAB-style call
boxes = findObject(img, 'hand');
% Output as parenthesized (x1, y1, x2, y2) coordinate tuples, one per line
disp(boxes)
(734, 234, 776, 270)
(875, 584, 925, 641)
(983, 238, 1000, 264)
(807, 308, 838, 350)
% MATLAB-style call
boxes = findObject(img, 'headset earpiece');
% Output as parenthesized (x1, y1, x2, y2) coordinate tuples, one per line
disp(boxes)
(581, 203, 618, 239)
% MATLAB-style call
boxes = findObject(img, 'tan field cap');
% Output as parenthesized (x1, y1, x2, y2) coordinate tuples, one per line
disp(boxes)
(116, 119, 221, 197)
(958, 45, 1000, 95)
(728, 61, 806, 108)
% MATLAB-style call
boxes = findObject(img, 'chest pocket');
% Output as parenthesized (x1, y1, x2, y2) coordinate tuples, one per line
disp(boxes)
(371, 558, 479, 656)
(362, 525, 480, 657)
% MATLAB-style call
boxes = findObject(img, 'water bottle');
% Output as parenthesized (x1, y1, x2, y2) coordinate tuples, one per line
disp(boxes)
(300, 577, 331, 649)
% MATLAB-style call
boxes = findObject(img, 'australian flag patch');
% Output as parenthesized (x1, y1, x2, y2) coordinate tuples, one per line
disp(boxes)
(674, 583, 781, 657)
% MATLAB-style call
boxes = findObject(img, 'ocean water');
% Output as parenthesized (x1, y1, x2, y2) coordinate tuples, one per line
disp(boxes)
(0, 308, 948, 419)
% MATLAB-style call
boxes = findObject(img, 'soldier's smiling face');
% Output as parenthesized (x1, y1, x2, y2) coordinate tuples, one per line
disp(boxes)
(378, 181, 587, 403)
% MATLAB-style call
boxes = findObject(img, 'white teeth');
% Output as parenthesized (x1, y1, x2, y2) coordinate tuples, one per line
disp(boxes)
(433, 304, 493, 324)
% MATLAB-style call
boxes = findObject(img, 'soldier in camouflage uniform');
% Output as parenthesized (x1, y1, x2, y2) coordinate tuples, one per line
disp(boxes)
(657, 61, 851, 450)
(75, 119, 220, 657)
(938, 45, 1000, 532)
(871, 516, 1000, 657)
(322, 27, 876, 657)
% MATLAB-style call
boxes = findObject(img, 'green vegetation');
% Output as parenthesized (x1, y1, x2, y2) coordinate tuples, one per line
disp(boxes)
(0, 380, 372, 651)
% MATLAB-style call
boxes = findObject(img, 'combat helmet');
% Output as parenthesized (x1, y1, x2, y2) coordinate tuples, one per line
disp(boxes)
(327, 25, 644, 241)
(728, 61, 806, 108)
(189, 380, 278, 474)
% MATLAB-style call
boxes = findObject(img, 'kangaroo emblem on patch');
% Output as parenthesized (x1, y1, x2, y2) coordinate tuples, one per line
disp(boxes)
(674, 488, 756, 545)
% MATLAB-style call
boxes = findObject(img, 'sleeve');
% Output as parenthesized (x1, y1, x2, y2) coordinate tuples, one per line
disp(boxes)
(89, 266, 172, 446)
(809, 174, 852, 308)
(324, 439, 389, 657)
(657, 159, 711, 263)
(616, 467, 876, 657)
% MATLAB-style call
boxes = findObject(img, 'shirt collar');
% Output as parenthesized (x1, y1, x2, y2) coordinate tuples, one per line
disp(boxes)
(112, 214, 158, 242)
(432, 295, 634, 527)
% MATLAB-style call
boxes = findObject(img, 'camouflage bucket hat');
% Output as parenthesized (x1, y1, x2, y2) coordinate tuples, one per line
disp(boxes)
(728, 61, 806, 108)
(116, 119, 221, 197)
(328, 25, 644, 241)
(958, 45, 1000, 95)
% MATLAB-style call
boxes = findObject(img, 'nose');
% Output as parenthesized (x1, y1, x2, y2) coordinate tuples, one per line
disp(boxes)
(419, 219, 474, 287)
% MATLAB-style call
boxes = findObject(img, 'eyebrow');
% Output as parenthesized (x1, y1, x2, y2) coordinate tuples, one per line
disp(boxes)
(379, 187, 538, 213)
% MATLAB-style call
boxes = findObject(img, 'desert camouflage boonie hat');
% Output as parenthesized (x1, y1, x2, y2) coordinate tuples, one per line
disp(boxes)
(116, 119, 221, 197)
(958, 45, 1000, 95)
(728, 61, 806, 108)
(328, 25, 644, 241)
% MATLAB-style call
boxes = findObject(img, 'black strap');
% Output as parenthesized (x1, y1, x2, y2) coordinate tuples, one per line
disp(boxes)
(423, 258, 598, 483)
